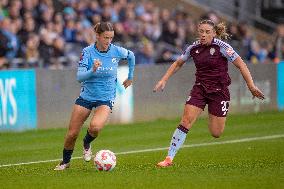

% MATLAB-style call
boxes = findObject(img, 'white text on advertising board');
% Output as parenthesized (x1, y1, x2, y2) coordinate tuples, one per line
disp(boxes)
(0, 78, 17, 126)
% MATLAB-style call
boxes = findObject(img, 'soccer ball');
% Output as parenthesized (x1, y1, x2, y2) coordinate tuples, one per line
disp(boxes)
(94, 150, 116, 171)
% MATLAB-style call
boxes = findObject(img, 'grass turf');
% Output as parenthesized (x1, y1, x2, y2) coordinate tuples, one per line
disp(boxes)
(0, 111, 283, 189)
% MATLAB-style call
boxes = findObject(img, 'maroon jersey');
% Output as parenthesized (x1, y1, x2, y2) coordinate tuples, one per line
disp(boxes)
(180, 38, 239, 92)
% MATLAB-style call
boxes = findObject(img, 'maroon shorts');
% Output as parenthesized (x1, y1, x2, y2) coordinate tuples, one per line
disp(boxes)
(186, 84, 230, 117)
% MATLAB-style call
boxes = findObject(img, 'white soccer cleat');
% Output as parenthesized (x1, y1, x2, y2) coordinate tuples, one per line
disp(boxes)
(83, 146, 92, 162)
(54, 161, 70, 171)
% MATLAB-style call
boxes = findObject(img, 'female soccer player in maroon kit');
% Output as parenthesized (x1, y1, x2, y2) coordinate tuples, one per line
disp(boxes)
(154, 19, 265, 167)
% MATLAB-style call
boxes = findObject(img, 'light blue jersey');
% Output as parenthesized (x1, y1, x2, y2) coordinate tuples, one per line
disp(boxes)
(77, 43, 135, 102)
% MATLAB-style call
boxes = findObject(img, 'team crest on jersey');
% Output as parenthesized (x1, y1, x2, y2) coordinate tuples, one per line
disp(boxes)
(210, 48, 215, 55)
(195, 50, 199, 54)
(226, 48, 234, 56)
(112, 58, 119, 64)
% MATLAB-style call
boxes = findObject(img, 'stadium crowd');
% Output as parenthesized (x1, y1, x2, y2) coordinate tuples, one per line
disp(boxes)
(0, 0, 283, 70)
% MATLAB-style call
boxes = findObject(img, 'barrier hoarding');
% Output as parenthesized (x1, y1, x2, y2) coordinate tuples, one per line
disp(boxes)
(278, 62, 284, 110)
(0, 70, 37, 131)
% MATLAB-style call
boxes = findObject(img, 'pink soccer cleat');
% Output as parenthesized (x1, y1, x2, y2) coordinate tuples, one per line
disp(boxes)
(157, 156, 173, 167)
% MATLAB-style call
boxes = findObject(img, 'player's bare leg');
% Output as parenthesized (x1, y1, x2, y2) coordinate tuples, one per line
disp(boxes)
(208, 114, 226, 138)
(83, 105, 111, 162)
(54, 105, 91, 170)
(157, 105, 202, 167)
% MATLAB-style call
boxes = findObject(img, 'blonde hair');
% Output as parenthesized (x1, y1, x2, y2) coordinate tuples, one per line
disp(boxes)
(199, 19, 230, 40)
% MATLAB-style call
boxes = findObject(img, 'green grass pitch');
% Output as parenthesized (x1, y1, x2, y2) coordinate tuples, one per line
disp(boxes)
(0, 111, 283, 189)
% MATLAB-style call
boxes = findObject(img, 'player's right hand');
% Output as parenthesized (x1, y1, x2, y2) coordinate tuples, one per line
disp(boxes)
(93, 59, 102, 72)
(250, 85, 265, 100)
(153, 80, 166, 92)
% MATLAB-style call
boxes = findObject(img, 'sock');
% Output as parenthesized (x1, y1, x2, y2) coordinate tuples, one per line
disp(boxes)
(83, 130, 96, 149)
(167, 124, 189, 160)
(62, 148, 73, 164)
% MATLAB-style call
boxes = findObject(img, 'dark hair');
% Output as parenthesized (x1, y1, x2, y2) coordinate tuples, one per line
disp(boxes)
(94, 22, 114, 34)
(199, 19, 230, 40)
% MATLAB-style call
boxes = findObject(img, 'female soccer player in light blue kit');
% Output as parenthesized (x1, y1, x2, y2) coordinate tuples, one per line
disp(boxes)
(55, 22, 135, 170)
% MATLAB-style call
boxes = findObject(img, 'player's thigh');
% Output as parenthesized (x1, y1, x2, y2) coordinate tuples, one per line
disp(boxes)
(181, 104, 203, 129)
(68, 104, 91, 132)
(207, 89, 230, 137)
(208, 113, 227, 137)
(90, 105, 111, 129)
(184, 85, 206, 128)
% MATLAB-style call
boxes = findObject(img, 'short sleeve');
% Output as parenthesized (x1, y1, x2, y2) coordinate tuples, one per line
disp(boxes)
(220, 44, 239, 63)
(180, 45, 193, 62)
(116, 46, 129, 59)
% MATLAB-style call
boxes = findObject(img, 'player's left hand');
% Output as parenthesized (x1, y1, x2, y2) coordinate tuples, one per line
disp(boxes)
(123, 79, 133, 89)
(250, 86, 265, 100)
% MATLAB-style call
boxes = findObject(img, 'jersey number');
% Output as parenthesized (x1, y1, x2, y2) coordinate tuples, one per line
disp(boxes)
(221, 101, 230, 116)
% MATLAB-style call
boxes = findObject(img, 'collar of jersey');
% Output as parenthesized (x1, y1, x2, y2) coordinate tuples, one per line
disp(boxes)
(94, 43, 111, 53)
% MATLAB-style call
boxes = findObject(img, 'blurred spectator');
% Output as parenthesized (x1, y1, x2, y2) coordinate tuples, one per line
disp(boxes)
(0, 28, 10, 69)
(201, 11, 220, 24)
(184, 16, 197, 44)
(8, 0, 22, 20)
(63, 19, 77, 42)
(20, 0, 40, 19)
(159, 19, 178, 46)
(256, 41, 273, 64)
(155, 49, 176, 64)
(228, 22, 241, 41)
(273, 24, 284, 62)
(135, 41, 155, 65)
(49, 37, 66, 70)
(0, 56, 8, 69)
(39, 27, 55, 67)
(24, 33, 40, 67)
(0, 0, 9, 19)
(0, 17, 20, 63)
(113, 22, 127, 44)
(160, 8, 171, 27)
(0, 0, 279, 69)
(84, 1, 101, 21)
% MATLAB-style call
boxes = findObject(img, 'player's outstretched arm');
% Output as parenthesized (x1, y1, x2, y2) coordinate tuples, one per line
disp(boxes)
(232, 57, 265, 100)
(153, 58, 185, 92)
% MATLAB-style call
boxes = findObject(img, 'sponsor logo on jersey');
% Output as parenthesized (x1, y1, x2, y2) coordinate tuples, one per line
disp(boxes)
(226, 48, 234, 56)
(97, 67, 114, 71)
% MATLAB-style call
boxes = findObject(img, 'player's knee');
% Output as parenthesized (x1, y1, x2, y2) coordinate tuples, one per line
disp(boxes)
(67, 131, 79, 140)
(211, 132, 221, 138)
(89, 123, 103, 134)
(210, 129, 223, 138)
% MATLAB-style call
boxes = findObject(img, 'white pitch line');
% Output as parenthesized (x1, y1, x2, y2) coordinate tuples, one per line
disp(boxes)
(0, 134, 283, 168)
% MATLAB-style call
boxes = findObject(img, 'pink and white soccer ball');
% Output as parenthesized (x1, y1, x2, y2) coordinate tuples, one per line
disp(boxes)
(94, 150, 116, 171)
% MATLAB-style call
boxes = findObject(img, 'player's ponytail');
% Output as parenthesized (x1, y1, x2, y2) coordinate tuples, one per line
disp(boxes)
(214, 22, 229, 40)
(199, 19, 230, 40)
(94, 22, 114, 34)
